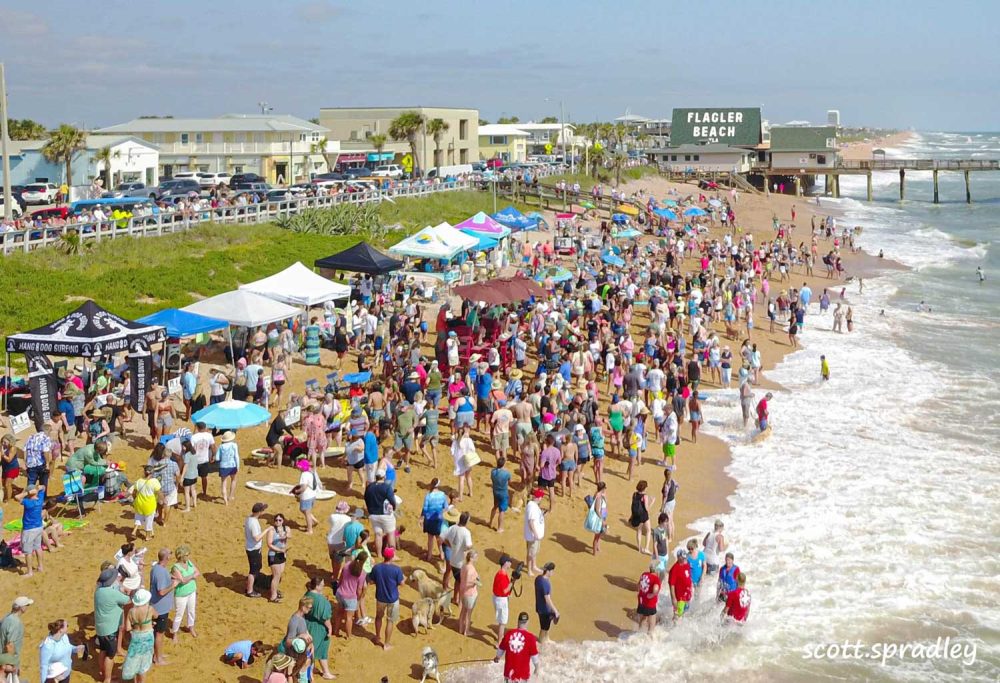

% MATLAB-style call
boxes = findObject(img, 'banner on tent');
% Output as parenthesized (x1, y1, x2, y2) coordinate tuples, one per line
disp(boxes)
(26, 352, 58, 430)
(128, 339, 153, 411)
(10, 411, 32, 435)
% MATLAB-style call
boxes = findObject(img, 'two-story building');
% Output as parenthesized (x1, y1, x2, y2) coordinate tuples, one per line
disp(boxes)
(0, 134, 160, 188)
(477, 124, 529, 163)
(93, 114, 335, 184)
(514, 122, 580, 158)
(768, 126, 839, 170)
(318, 107, 478, 175)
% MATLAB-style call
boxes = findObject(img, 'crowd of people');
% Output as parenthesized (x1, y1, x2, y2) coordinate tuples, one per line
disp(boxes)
(0, 178, 860, 682)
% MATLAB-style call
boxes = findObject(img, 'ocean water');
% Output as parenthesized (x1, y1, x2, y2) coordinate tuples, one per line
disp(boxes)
(450, 133, 999, 682)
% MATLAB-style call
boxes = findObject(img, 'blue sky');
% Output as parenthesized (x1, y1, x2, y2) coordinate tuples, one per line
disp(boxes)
(1, 0, 997, 131)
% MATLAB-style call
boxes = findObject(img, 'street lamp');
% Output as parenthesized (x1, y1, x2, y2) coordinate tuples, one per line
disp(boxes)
(544, 97, 572, 173)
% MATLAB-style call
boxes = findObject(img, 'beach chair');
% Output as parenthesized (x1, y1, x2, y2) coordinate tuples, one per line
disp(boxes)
(325, 372, 349, 394)
(59, 470, 99, 518)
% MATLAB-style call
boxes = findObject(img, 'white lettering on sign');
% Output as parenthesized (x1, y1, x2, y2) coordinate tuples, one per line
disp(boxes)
(286, 405, 301, 425)
(692, 126, 737, 139)
(687, 111, 745, 124)
(167, 377, 182, 395)
(10, 411, 32, 434)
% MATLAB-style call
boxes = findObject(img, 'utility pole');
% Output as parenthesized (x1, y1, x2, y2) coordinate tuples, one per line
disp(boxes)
(560, 100, 567, 172)
(1, 63, 12, 221)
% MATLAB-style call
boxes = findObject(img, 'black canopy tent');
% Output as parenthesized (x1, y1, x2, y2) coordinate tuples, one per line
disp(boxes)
(314, 241, 404, 275)
(4, 300, 166, 410)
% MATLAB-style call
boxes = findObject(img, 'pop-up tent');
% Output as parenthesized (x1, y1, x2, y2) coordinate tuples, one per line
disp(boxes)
(313, 241, 403, 275)
(135, 308, 229, 339)
(182, 290, 301, 328)
(491, 206, 537, 231)
(239, 261, 351, 307)
(453, 211, 511, 238)
(388, 222, 478, 261)
(6, 300, 165, 358)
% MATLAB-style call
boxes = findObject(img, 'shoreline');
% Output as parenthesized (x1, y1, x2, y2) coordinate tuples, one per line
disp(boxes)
(840, 130, 918, 161)
(0, 173, 891, 683)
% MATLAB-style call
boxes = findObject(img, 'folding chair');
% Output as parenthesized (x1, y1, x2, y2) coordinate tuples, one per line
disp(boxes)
(60, 470, 99, 518)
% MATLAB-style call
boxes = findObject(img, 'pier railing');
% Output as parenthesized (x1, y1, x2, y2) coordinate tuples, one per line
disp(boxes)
(836, 159, 1000, 171)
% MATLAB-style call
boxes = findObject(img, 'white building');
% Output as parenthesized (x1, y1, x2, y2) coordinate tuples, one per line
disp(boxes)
(0, 135, 159, 188)
(648, 144, 755, 173)
(94, 114, 337, 184)
(514, 122, 580, 156)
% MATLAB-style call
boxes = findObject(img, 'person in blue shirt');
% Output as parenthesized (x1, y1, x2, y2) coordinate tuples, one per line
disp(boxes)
(222, 639, 264, 669)
(534, 563, 559, 643)
(686, 538, 706, 590)
(489, 457, 513, 533)
(474, 366, 492, 432)
(181, 362, 198, 420)
(370, 547, 404, 649)
(420, 478, 448, 561)
(57, 396, 75, 432)
(16, 485, 46, 577)
(363, 424, 380, 485)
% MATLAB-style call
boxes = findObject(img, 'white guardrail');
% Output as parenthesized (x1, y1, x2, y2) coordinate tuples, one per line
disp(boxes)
(0, 180, 471, 256)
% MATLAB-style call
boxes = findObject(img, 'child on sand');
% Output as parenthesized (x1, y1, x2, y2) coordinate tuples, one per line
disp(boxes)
(820, 355, 830, 381)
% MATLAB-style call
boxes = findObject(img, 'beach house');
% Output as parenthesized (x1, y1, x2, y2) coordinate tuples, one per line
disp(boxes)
(93, 114, 336, 184)
(477, 124, 529, 163)
(768, 126, 839, 171)
(0, 134, 160, 188)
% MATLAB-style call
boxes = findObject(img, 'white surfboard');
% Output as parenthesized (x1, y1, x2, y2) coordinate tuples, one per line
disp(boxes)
(245, 481, 337, 500)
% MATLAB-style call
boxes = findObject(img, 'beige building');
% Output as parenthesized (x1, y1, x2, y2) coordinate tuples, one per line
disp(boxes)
(318, 107, 478, 175)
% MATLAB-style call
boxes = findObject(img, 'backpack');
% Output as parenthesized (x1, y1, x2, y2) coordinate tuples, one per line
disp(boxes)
(0, 540, 18, 569)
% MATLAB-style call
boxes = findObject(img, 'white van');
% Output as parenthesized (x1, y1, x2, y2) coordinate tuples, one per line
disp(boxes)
(426, 164, 474, 179)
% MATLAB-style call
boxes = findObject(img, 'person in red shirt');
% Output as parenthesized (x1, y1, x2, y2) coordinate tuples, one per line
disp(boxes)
(667, 548, 693, 622)
(636, 560, 661, 634)
(492, 555, 514, 644)
(495, 611, 539, 682)
(723, 572, 751, 624)
(756, 392, 772, 432)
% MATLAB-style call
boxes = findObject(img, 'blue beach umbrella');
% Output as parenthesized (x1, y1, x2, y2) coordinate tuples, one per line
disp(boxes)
(683, 207, 708, 217)
(191, 400, 270, 430)
(601, 251, 625, 267)
(535, 266, 574, 283)
(342, 371, 373, 384)
(611, 213, 629, 224)
(653, 208, 677, 220)
(617, 228, 641, 239)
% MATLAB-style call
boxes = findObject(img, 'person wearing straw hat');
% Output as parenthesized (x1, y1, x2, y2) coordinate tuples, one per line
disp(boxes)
(261, 652, 298, 683)
(121, 589, 155, 681)
(217, 431, 241, 505)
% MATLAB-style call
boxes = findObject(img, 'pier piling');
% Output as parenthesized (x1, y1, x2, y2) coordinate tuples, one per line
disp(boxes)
(899, 169, 905, 201)
(933, 170, 939, 204)
(965, 170, 971, 203)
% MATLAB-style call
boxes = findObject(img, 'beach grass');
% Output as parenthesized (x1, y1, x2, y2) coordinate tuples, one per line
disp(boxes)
(0, 190, 531, 355)
(545, 164, 659, 191)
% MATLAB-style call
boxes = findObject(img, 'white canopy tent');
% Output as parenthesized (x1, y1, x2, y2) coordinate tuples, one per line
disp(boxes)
(239, 261, 351, 307)
(388, 222, 478, 261)
(181, 290, 301, 328)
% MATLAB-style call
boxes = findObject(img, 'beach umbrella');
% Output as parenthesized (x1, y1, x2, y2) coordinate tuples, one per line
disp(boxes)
(617, 228, 642, 239)
(649, 285, 669, 298)
(342, 371, 373, 385)
(708, 199, 723, 208)
(453, 275, 546, 304)
(535, 266, 574, 283)
(662, 199, 678, 206)
(683, 207, 708, 217)
(601, 251, 625, 267)
(191, 400, 270, 430)
(611, 213, 629, 224)
(653, 208, 677, 220)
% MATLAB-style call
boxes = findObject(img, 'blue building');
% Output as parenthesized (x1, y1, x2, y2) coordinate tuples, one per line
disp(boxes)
(0, 135, 159, 188)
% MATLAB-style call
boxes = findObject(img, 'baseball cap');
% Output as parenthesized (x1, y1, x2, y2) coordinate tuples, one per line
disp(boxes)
(12, 596, 33, 609)
(252, 502, 268, 514)
(531, 488, 545, 499)
(382, 547, 396, 560)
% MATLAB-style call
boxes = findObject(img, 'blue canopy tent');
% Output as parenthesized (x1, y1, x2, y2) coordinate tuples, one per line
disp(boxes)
(459, 229, 500, 252)
(526, 212, 549, 229)
(136, 307, 233, 381)
(492, 206, 537, 231)
(683, 207, 708, 217)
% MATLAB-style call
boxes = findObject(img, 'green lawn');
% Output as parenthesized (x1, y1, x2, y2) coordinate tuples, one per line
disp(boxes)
(0, 190, 531, 353)
(544, 165, 659, 191)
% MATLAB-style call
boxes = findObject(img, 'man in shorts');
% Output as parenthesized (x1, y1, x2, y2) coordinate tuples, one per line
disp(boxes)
(491, 398, 513, 459)
(636, 560, 661, 633)
(394, 401, 416, 471)
(668, 548, 693, 622)
(492, 555, 514, 645)
(524, 489, 546, 576)
(15, 485, 46, 577)
(489, 457, 512, 533)
(190, 422, 216, 498)
(94, 566, 130, 683)
(364, 469, 397, 558)
(534, 562, 559, 643)
(149, 548, 175, 664)
(419, 403, 440, 468)
(370, 547, 404, 650)
(244, 502, 268, 598)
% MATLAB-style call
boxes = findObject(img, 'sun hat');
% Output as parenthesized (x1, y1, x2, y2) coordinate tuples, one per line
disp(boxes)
(509, 368, 523, 379)
(408, 371, 419, 380)
(351, 507, 366, 519)
(335, 501, 350, 514)
(132, 589, 151, 606)
(443, 506, 461, 524)
(97, 568, 117, 587)
(221, 431, 236, 443)
(269, 653, 296, 672)
(291, 638, 307, 654)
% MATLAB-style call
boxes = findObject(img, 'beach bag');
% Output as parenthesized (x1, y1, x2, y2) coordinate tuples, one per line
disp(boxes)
(460, 447, 481, 471)
(584, 505, 604, 534)
(0, 539, 17, 569)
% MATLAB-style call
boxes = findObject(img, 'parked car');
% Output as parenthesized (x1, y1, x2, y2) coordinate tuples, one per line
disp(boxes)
(343, 166, 373, 179)
(30, 206, 69, 221)
(171, 171, 200, 182)
(106, 182, 150, 199)
(230, 182, 270, 195)
(312, 172, 345, 184)
(21, 182, 60, 205)
(197, 172, 231, 188)
(230, 172, 264, 185)
(471, 162, 487, 172)
(152, 179, 202, 200)
(0, 194, 24, 218)
(372, 164, 404, 179)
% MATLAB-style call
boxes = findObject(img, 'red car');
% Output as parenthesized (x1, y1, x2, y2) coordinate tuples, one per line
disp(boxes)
(30, 206, 69, 221)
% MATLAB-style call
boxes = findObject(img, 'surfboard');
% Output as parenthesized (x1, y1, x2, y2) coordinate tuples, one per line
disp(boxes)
(245, 481, 337, 500)
(750, 426, 772, 444)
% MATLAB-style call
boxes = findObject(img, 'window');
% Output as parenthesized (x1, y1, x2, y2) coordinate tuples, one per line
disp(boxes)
(180, 133, 189, 144)
(195, 133, 204, 143)
(232, 165, 244, 174)
(817, 154, 827, 165)
(693, 155, 700, 161)
(460, 149, 468, 163)
(670, 155, 677, 161)
(489, 136, 508, 145)
(684, 155, 691, 161)
(459, 119, 468, 140)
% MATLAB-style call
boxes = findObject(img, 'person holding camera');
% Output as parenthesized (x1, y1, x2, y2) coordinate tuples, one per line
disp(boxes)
(492, 555, 515, 645)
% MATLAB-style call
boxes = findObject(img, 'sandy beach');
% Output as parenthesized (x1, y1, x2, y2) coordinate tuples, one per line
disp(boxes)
(840, 130, 916, 161)
(0, 172, 890, 683)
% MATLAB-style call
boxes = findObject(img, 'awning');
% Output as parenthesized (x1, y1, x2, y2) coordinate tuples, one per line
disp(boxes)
(182, 291, 301, 328)
(337, 153, 367, 163)
(366, 152, 394, 162)
(136, 309, 229, 339)
(239, 262, 351, 306)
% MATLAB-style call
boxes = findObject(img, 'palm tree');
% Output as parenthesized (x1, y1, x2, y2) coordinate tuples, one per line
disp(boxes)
(388, 110, 425, 176)
(42, 124, 87, 190)
(369, 134, 387, 166)
(425, 118, 449, 174)
(94, 145, 113, 189)
(8, 118, 46, 140)
(309, 137, 332, 175)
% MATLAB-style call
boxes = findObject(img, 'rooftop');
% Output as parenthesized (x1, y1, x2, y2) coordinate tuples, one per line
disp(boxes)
(2, 134, 157, 157)
(770, 126, 837, 151)
(478, 124, 529, 137)
(94, 114, 327, 135)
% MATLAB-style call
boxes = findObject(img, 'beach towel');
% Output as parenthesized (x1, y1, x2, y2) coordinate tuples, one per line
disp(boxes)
(3, 518, 88, 532)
